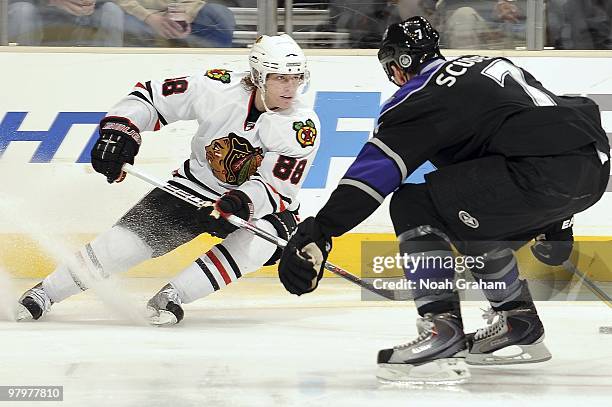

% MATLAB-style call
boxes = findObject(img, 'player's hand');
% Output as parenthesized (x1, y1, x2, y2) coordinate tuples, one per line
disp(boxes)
(279, 217, 332, 295)
(208, 190, 253, 238)
(530, 227, 573, 266)
(91, 117, 141, 184)
(145, 13, 191, 39)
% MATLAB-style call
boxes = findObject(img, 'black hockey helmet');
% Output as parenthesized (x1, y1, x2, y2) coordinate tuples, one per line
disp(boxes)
(378, 16, 443, 84)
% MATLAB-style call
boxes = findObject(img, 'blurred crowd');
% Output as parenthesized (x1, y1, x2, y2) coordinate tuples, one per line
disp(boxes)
(8, 0, 236, 46)
(330, 0, 612, 49)
(5, 0, 612, 49)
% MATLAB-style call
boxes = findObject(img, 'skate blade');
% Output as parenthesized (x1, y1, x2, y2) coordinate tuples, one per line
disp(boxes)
(147, 307, 178, 327)
(466, 338, 552, 365)
(15, 303, 35, 322)
(377, 358, 471, 385)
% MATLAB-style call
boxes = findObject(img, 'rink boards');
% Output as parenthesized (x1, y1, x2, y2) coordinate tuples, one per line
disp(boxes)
(1, 48, 611, 279)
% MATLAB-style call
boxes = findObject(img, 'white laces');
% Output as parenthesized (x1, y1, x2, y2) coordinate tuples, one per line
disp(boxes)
(394, 315, 435, 349)
(474, 308, 505, 340)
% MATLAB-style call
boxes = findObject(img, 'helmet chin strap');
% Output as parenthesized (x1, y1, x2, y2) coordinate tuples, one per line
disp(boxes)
(256, 83, 281, 113)
(258, 86, 272, 112)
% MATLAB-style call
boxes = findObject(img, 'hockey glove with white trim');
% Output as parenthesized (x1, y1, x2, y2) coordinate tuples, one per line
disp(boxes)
(210, 190, 254, 238)
(279, 217, 332, 295)
(91, 117, 141, 183)
(530, 221, 574, 266)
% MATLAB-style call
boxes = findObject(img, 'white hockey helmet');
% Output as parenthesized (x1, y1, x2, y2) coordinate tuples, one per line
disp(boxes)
(249, 34, 309, 91)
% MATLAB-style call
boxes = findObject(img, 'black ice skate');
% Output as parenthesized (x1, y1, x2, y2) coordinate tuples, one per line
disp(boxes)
(377, 311, 470, 384)
(16, 283, 53, 321)
(466, 306, 552, 365)
(146, 283, 185, 326)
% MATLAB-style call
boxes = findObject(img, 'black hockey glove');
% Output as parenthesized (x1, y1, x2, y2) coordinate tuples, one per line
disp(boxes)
(91, 117, 141, 183)
(530, 221, 574, 266)
(209, 190, 254, 238)
(279, 217, 332, 296)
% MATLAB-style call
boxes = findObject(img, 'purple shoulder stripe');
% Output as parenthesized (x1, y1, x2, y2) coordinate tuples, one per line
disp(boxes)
(380, 60, 446, 117)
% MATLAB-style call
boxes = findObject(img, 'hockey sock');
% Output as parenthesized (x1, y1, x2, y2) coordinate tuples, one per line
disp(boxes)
(43, 226, 152, 303)
(399, 229, 459, 317)
(471, 248, 534, 311)
(170, 244, 243, 303)
(171, 219, 278, 303)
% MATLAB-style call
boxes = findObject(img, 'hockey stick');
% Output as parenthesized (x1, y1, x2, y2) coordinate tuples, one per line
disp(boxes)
(121, 164, 214, 210)
(562, 260, 612, 334)
(121, 164, 405, 301)
(221, 214, 409, 300)
(563, 260, 612, 307)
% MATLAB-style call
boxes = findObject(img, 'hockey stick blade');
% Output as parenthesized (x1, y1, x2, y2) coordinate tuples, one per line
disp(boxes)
(122, 164, 404, 301)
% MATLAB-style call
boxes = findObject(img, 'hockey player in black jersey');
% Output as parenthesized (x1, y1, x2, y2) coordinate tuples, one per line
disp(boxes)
(278, 16, 610, 383)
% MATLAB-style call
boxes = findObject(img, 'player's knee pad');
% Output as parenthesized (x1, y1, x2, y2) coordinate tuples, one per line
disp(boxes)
(398, 225, 452, 250)
(397, 226, 454, 278)
(262, 210, 299, 266)
(88, 226, 153, 275)
(216, 219, 279, 274)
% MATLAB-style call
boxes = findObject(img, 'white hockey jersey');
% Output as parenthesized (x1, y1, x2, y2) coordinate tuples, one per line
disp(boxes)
(105, 69, 320, 219)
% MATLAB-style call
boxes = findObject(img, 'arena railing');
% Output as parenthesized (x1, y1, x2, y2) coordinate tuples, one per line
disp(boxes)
(1, 0, 7, 46)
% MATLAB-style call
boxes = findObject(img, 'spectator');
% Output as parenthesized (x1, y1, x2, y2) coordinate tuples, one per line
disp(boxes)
(329, 0, 401, 48)
(396, 0, 438, 22)
(8, 0, 124, 46)
(119, 0, 235, 47)
(547, 0, 612, 49)
(436, 0, 526, 49)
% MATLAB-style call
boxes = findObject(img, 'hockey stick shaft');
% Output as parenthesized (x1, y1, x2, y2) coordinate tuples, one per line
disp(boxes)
(223, 214, 402, 299)
(121, 164, 401, 300)
(123, 164, 215, 210)
(563, 260, 612, 308)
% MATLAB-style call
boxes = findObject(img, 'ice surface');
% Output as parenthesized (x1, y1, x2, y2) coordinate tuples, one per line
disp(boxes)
(0, 278, 611, 407)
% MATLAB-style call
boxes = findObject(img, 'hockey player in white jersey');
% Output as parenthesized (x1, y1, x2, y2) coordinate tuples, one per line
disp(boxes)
(16, 34, 320, 325)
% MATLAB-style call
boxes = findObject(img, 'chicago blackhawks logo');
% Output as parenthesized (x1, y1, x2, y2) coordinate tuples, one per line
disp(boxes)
(206, 69, 231, 84)
(293, 119, 317, 148)
(205, 133, 263, 185)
